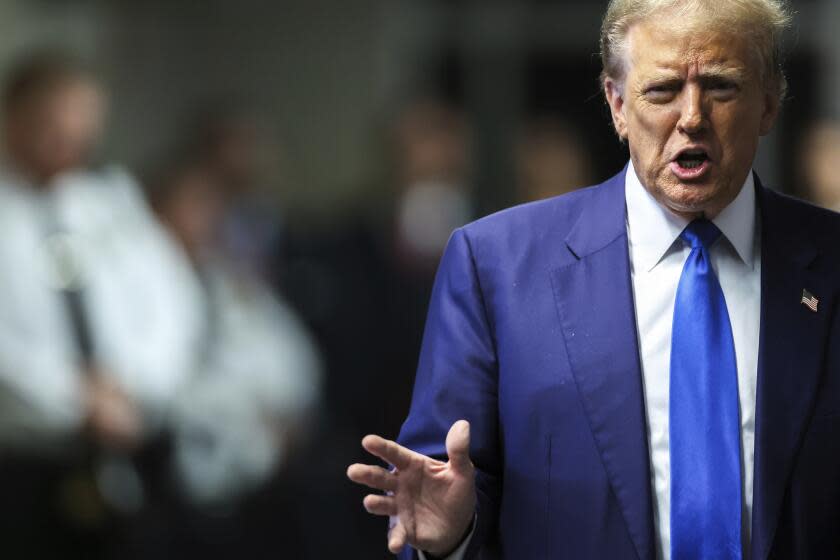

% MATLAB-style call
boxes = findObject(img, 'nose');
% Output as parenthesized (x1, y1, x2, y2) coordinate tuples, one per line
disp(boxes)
(677, 84, 707, 134)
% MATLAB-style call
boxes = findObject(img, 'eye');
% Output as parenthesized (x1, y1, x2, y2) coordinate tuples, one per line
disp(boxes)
(706, 79, 739, 99)
(642, 81, 682, 103)
(643, 83, 679, 102)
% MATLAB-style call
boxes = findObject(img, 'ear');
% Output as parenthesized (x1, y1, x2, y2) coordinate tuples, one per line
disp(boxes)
(604, 78, 628, 140)
(758, 89, 781, 136)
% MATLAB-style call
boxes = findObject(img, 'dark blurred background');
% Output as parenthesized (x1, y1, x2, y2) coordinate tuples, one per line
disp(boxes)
(0, 0, 837, 558)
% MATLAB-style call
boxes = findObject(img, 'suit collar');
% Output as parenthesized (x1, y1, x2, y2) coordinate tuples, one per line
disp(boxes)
(715, 171, 757, 269)
(624, 160, 687, 272)
(564, 166, 628, 259)
(624, 160, 757, 272)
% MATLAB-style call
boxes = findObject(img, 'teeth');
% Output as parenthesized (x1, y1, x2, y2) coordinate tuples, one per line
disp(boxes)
(676, 150, 707, 170)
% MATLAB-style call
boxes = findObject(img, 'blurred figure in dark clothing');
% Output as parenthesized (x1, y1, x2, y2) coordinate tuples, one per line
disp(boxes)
(798, 119, 840, 212)
(178, 106, 284, 282)
(0, 52, 199, 558)
(281, 96, 473, 441)
(392, 98, 473, 276)
(275, 96, 474, 558)
(278, 98, 472, 558)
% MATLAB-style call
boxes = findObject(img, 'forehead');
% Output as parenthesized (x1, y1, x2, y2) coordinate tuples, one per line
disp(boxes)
(22, 78, 103, 111)
(625, 15, 758, 78)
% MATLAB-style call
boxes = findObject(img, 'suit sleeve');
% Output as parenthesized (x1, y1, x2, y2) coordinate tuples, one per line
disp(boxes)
(397, 227, 501, 560)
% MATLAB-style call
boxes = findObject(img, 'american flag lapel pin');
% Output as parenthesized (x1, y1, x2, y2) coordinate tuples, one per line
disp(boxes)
(801, 289, 819, 313)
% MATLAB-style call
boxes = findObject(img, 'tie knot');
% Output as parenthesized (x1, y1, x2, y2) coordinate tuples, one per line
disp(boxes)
(680, 218, 721, 250)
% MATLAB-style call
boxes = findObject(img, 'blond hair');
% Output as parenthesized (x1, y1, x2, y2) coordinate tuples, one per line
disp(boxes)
(600, 0, 792, 98)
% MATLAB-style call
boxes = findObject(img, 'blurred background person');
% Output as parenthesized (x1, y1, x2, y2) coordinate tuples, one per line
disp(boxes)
(274, 95, 475, 556)
(175, 106, 284, 282)
(515, 115, 593, 203)
(0, 52, 201, 557)
(382, 95, 474, 437)
(280, 95, 474, 439)
(146, 148, 322, 558)
(391, 97, 473, 277)
(798, 118, 840, 212)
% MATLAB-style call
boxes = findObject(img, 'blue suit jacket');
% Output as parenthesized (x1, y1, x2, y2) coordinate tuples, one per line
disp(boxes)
(396, 169, 840, 559)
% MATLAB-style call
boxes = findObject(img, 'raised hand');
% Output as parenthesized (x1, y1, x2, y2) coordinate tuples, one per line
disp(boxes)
(347, 420, 476, 557)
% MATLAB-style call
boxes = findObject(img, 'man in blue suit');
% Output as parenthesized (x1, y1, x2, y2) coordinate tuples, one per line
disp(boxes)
(348, 0, 840, 558)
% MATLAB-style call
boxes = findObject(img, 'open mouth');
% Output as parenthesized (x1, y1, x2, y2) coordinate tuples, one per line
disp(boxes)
(675, 149, 709, 169)
(671, 148, 711, 179)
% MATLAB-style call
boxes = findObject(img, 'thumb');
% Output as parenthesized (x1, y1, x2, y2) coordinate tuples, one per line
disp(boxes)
(445, 420, 472, 472)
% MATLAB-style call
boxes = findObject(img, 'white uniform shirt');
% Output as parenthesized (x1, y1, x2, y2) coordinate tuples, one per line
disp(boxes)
(434, 160, 761, 560)
(169, 258, 322, 506)
(0, 166, 203, 453)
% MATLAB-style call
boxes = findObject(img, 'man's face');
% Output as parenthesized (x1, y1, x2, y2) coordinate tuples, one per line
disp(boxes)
(6, 79, 106, 181)
(604, 14, 780, 218)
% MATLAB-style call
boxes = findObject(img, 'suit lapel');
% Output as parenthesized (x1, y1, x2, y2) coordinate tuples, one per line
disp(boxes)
(750, 184, 837, 560)
(551, 170, 656, 560)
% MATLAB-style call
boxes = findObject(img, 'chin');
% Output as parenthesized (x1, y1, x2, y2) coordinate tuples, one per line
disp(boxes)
(660, 185, 721, 217)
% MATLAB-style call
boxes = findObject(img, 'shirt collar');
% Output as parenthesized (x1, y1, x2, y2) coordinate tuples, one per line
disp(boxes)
(625, 159, 756, 272)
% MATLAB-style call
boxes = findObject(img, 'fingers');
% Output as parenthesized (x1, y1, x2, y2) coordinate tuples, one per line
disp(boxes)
(346, 463, 397, 492)
(362, 494, 397, 516)
(388, 519, 408, 554)
(361, 434, 414, 470)
(445, 420, 472, 473)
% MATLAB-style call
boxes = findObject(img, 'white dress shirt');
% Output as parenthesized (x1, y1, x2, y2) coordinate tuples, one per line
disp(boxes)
(0, 166, 203, 453)
(627, 160, 760, 559)
(433, 160, 761, 560)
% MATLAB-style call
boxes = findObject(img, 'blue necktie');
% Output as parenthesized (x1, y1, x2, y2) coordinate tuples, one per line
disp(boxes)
(670, 219, 742, 560)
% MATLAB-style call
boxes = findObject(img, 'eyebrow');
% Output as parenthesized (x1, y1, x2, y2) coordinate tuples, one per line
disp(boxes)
(645, 64, 748, 82)
(697, 63, 748, 80)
